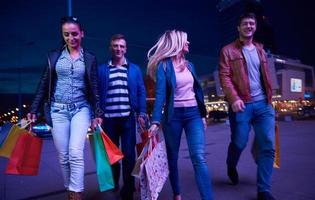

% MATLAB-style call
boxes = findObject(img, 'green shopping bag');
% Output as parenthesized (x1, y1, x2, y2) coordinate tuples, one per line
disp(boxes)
(93, 128, 115, 192)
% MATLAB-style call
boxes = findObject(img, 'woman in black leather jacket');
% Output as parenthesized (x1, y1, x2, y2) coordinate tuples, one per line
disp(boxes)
(27, 16, 102, 200)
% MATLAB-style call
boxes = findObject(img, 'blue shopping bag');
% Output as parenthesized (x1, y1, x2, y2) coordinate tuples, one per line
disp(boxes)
(92, 127, 115, 192)
(0, 122, 14, 147)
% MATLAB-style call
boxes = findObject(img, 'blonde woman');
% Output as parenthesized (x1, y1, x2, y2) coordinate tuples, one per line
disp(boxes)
(147, 30, 213, 200)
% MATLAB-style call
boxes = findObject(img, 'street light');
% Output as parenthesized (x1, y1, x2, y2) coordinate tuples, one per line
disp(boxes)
(68, 0, 72, 16)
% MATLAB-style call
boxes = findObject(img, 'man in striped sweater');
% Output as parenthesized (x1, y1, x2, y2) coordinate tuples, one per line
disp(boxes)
(98, 34, 147, 200)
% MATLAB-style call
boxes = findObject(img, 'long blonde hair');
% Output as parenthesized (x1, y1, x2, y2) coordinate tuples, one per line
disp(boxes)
(147, 30, 188, 80)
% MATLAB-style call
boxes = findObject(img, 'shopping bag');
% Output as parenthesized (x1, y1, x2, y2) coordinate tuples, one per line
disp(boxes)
(136, 115, 151, 156)
(140, 170, 152, 200)
(273, 123, 280, 168)
(98, 125, 124, 165)
(137, 138, 154, 200)
(136, 130, 150, 156)
(132, 140, 150, 178)
(5, 132, 43, 175)
(0, 125, 25, 158)
(0, 120, 32, 158)
(92, 128, 115, 192)
(142, 138, 169, 200)
(0, 122, 14, 147)
(137, 130, 159, 157)
(132, 133, 159, 179)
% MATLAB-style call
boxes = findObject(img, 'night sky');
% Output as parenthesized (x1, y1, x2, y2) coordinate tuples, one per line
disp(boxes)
(0, 0, 314, 111)
(0, 0, 219, 94)
(263, 0, 315, 66)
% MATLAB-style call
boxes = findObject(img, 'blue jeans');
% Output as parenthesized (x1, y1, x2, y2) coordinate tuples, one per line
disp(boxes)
(50, 101, 91, 192)
(102, 115, 136, 200)
(163, 106, 213, 200)
(227, 99, 275, 192)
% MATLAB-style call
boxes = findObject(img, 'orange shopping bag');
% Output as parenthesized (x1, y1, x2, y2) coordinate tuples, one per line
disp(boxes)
(98, 125, 124, 165)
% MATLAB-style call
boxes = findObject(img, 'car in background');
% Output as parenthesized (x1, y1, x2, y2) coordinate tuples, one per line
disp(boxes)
(297, 105, 315, 117)
(32, 123, 52, 138)
(208, 110, 228, 122)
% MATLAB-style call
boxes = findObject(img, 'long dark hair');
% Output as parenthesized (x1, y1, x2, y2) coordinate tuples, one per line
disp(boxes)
(60, 16, 83, 47)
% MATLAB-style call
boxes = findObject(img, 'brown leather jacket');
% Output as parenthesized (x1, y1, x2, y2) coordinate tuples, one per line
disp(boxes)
(219, 39, 272, 105)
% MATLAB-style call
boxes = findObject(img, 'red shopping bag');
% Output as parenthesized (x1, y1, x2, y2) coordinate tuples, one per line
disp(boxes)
(98, 125, 124, 165)
(137, 130, 159, 156)
(5, 132, 43, 176)
(137, 130, 149, 155)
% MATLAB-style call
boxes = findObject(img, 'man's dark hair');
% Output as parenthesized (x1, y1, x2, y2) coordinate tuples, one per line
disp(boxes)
(238, 12, 257, 26)
(110, 34, 126, 44)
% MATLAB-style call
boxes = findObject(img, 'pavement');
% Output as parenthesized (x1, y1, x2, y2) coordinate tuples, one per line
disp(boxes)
(1, 119, 315, 200)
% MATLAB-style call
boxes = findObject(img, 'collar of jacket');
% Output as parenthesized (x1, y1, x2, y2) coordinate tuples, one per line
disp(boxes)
(235, 38, 264, 50)
(107, 58, 130, 68)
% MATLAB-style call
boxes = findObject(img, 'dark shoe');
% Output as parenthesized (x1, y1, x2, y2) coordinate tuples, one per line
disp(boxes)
(227, 166, 239, 185)
(257, 191, 276, 200)
(120, 190, 134, 200)
(68, 191, 82, 200)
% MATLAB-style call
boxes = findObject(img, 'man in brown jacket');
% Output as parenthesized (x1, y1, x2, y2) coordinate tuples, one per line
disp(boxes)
(219, 13, 276, 200)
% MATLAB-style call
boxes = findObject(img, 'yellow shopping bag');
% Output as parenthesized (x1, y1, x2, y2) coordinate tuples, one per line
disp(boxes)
(273, 123, 280, 168)
(0, 123, 29, 158)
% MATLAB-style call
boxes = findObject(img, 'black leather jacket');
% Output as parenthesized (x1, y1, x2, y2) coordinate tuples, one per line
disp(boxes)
(30, 48, 103, 117)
